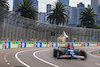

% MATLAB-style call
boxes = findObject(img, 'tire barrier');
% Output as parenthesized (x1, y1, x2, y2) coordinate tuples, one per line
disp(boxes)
(0, 41, 100, 49)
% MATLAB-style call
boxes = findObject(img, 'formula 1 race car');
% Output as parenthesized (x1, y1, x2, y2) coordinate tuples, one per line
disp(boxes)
(53, 45, 87, 60)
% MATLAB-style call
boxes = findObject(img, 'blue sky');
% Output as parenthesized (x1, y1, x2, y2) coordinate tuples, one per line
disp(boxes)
(8, 0, 91, 12)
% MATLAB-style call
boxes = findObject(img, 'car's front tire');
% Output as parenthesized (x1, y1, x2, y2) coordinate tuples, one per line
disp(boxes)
(53, 49, 57, 57)
(81, 50, 87, 60)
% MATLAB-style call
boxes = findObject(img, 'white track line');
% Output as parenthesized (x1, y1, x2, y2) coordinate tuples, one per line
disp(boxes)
(4, 52, 13, 63)
(87, 50, 100, 58)
(15, 49, 34, 67)
(33, 50, 60, 67)
(95, 63, 100, 66)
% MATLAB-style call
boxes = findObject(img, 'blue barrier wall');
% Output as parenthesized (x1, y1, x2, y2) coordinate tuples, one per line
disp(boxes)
(36, 42, 42, 47)
(20, 42, 26, 48)
(5, 41, 10, 49)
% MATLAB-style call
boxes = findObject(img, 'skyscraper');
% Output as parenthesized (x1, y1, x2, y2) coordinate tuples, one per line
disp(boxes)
(88, 5, 91, 8)
(39, 12, 46, 23)
(69, 7, 77, 24)
(77, 7, 85, 25)
(13, 0, 23, 11)
(46, 4, 51, 15)
(77, 2, 84, 7)
(91, 0, 98, 13)
(77, 2, 85, 25)
(58, 0, 69, 25)
(46, 4, 51, 23)
(58, 0, 69, 9)
(91, 0, 100, 24)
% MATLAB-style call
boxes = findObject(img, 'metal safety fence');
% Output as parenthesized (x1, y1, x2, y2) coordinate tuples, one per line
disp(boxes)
(0, 7, 100, 42)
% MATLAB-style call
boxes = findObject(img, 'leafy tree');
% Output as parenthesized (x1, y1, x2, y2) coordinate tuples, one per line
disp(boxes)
(80, 8, 97, 28)
(16, 0, 38, 20)
(47, 2, 69, 25)
(0, 0, 9, 10)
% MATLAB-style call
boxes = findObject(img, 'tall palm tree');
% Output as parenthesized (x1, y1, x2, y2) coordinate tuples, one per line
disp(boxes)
(16, 0, 38, 20)
(0, 0, 9, 10)
(47, 2, 69, 25)
(80, 8, 97, 28)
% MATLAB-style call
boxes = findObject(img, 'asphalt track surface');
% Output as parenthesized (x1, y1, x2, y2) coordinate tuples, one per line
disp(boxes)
(0, 47, 100, 67)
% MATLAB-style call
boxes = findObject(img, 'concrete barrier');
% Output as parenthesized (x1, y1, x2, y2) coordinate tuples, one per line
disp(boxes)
(5, 41, 10, 49)
(36, 42, 42, 47)
(57, 42, 66, 47)
(20, 42, 26, 48)
(0, 41, 3, 49)
(51, 42, 57, 47)
(73, 42, 82, 46)
(26, 42, 34, 48)
(89, 42, 98, 46)
(42, 42, 50, 47)
(83, 42, 89, 46)
(0, 41, 100, 50)
(10, 41, 19, 49)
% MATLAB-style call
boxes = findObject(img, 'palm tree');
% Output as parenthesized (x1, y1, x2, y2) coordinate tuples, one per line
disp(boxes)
(0, 0, 9, 10)
(47, 2, 69, 25)
(16, 0, 38, 20)
(80, 8, 97, 28)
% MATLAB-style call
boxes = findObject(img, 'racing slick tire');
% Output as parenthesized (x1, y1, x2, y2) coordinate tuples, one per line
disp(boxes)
(68, 57, 71, 60)
(53, 49, 57, 57)
(81, 50, 87, 60)
(57, 50, 62, 59)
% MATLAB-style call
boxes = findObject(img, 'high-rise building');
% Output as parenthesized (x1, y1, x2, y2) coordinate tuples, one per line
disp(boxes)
(13, 0, 23, 11)
(46, 4, 51, 23)
(69, 2, 85, 25)
(77, 2, 85, 7)
(58, 0, 69, 9)
(69, 7, 77, 25)
(91, 0, 98, 13)
(58, 0, 69, 25)
(77, 7, 85, 25)
(91, 0, 100, 24)
(39, 12, 46, 23)
(88, 5, 91, 8)
(46, 4, 51, 15)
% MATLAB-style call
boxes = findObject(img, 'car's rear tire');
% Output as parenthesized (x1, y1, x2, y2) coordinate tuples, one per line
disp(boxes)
(53, 49, 57, 57)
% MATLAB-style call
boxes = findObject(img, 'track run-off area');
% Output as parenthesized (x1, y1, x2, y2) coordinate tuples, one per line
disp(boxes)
(0, 47, 100, 67)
